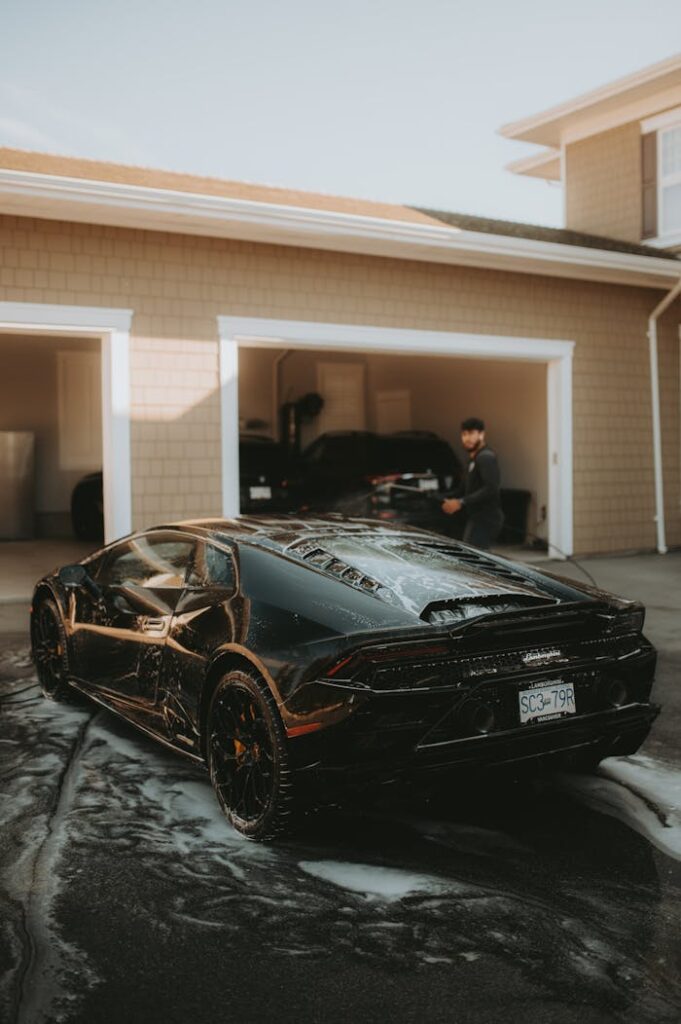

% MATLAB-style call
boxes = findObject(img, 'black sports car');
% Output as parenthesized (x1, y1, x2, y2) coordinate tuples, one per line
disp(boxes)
(31, 516, 659, 840)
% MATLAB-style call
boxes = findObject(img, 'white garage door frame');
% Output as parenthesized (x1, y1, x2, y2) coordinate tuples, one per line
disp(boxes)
(0, 301, 133, 543)
(218, 315, 575, 558)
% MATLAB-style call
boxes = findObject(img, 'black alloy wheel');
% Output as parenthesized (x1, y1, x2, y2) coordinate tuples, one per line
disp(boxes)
(207, 670, 294, 841)
(32, 598, 72, 701)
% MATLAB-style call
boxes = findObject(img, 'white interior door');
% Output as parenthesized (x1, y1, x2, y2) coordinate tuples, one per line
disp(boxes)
(317, 362, 366, 432)
(57, 350, 102, 470)
(375, 389, 412, 433)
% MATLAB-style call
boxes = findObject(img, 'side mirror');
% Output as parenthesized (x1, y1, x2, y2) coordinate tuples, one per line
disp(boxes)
(58, 564, 88, 586)
(58, 564, 101, 599)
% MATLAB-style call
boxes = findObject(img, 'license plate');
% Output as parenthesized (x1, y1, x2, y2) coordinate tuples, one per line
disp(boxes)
(249, 485, 272, 500)
(417, 477, 439, 491)
(519, 679, 576, 724)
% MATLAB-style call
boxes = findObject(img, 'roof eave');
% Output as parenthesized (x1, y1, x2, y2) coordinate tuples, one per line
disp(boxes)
(505, 149, 562, 181)
(0, 168, 678, 290)
(500, 53, 681, 147)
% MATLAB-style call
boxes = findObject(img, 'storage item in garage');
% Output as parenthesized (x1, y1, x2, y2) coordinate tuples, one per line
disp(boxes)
(0, 431, 35, 539)
(499, 488, 532, 545)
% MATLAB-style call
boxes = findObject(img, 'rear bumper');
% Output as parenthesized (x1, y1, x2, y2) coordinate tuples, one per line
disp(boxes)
(293, 702, 660, 786)
(411, 702, 660, 771)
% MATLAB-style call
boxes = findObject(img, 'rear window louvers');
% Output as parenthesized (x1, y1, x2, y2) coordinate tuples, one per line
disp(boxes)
(422, 543, 545, 593)
(286, 540, 383, 595)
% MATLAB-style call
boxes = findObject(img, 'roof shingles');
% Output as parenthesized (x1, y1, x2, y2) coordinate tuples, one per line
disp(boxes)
(1, 146, 679, 263)
(415, 207, 681, 261)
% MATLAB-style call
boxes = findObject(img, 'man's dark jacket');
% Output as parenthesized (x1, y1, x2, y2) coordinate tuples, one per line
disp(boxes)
(462, 446, 502, 518)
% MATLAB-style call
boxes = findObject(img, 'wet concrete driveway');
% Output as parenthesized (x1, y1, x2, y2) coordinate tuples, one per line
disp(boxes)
(1, 552, 681, 1023)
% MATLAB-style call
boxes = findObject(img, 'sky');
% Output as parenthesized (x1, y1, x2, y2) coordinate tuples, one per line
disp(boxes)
(2, 0, 681, 228)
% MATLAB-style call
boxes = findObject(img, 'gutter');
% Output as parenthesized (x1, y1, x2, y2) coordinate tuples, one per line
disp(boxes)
(647, 276, 681, 553)
(1, 168, 680, 288)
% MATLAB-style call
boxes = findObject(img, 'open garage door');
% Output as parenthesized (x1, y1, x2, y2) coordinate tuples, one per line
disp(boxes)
(0, 303, 132, 604)
(0, 333, 102, 539)
(219, 317, 574, 558)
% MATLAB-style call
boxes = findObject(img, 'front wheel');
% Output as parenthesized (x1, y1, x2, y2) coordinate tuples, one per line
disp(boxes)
(207, 670, 295, 841)
(31, 598, 73, 702)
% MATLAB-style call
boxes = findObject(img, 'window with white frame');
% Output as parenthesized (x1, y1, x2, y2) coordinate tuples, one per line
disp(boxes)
(659, 123, 681, 236)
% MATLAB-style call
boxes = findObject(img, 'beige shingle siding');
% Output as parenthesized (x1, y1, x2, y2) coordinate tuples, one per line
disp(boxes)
(0, 213, 679, 553)
(565, 123, 643, 243)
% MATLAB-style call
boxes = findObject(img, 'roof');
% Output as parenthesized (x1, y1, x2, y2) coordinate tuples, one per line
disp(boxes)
(500, 52, 681, 147)
(0, 147, 438, 228)
(416, 208, 681, 262)
(2, 147, 681, 289)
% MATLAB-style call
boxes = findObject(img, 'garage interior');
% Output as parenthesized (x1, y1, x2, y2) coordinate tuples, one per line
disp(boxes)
(0, 332, 102, 599)
(238, 346, 549, 548)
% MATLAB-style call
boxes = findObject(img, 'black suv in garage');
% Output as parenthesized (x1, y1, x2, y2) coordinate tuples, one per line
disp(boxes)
(70, 435, 293, 540)
(291, 430, 464, 533)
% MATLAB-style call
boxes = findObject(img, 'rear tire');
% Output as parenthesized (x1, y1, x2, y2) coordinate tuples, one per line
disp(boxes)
(31, 598, 73, 702)
(207, 670, 295, 841)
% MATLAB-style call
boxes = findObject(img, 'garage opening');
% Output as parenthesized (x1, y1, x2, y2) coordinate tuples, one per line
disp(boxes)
(0, 332, 103, 598)
(237, 345, 548, 550)
(221, 318, 573, 558)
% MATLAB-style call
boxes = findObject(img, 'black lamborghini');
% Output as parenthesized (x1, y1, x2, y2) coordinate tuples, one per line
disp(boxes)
(31, 516, 659, 840)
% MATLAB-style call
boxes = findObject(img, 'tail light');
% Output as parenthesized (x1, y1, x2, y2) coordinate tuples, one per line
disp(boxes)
(326, 654, 357, 678)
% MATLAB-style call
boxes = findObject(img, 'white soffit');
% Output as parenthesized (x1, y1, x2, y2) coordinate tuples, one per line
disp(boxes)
(500, 53, 681, 147)
(505, 149, 561, 181)
(641, 104, 681, 135)
(0, 167, 680, 288)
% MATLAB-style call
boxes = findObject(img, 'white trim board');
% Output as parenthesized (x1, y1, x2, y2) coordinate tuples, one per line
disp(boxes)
(1, 168, 680, 289)
(499, 54, 681, 146)
(0, 302, 133, 542)
(218, 316, 575, 558)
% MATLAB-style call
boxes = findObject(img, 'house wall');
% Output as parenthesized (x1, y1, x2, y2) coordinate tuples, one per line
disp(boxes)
(0, 213, 679, 554)
(565, 122, 642, 243)
(0, 332, 101, 536)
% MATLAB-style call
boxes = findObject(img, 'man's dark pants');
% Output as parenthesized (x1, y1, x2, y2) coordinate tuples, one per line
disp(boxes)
(463, 509, 504, 550)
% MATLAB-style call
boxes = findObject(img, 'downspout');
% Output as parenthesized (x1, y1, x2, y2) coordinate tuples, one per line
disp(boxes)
(647, 275, 681, 554)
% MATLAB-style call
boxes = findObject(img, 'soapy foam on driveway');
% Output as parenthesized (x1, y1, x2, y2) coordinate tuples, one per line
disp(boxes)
(2, 642, 681, 1023)
(556, 754, 681, 862)
(298, 860, 451, 899)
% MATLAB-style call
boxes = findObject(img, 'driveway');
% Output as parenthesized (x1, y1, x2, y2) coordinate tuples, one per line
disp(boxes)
(1, 551, 680, 1024)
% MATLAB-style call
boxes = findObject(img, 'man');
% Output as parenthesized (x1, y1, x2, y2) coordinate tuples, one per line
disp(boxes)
(442, 417, 503, 550)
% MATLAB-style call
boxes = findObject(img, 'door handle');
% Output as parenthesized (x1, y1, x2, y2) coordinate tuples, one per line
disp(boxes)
(141, 616, 166, 634)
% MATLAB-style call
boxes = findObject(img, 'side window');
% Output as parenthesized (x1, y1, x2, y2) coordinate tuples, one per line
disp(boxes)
(82, 551, 108, 580)
(187, 541, 236, 589)
(98, 534, 195, 589)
